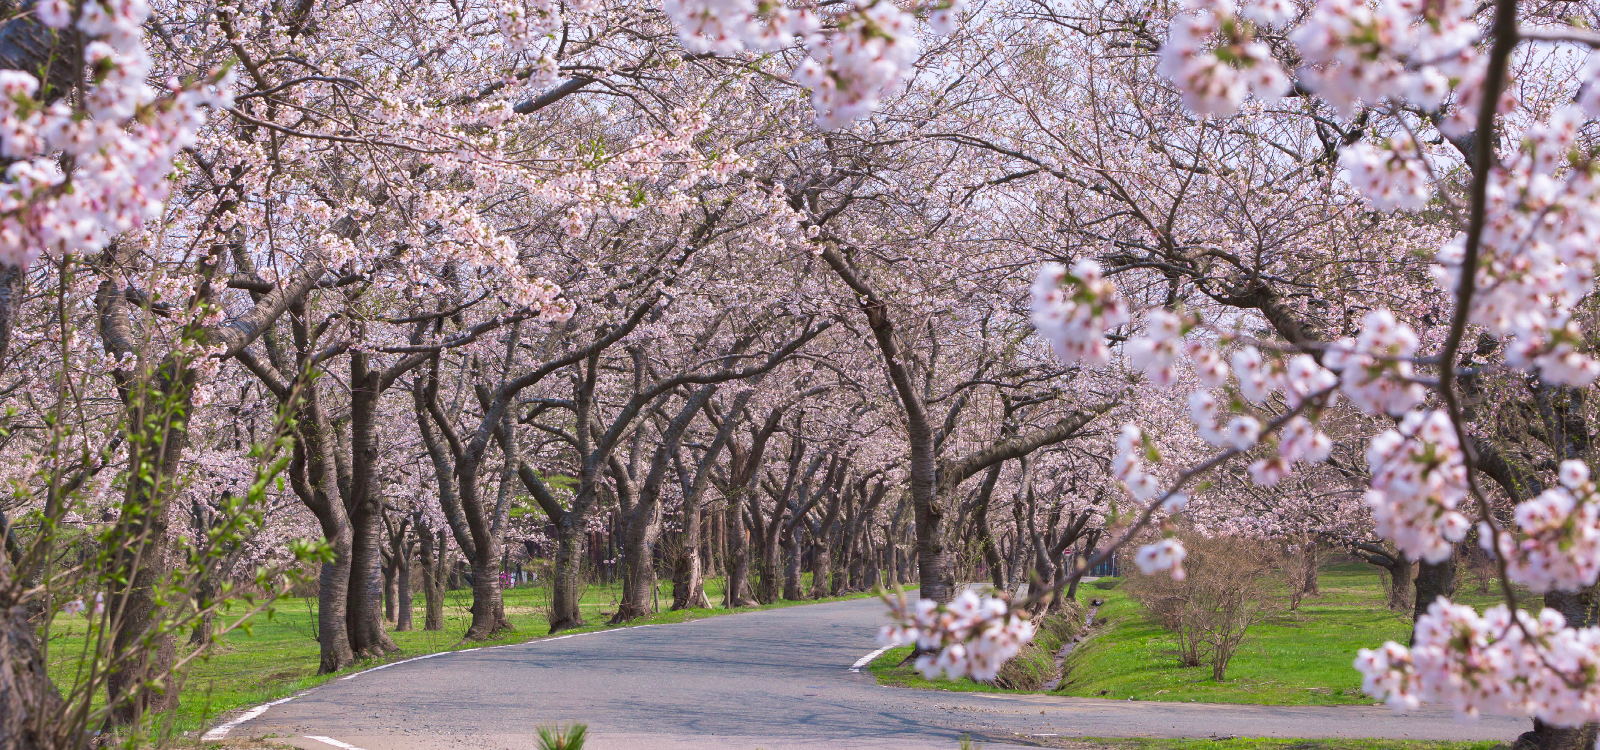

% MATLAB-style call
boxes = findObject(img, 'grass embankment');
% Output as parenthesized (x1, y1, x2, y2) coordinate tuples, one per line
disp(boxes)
(46, 573, 892, 736)
(870, 602, 1087, 695)
(872, 563, 1524, 706)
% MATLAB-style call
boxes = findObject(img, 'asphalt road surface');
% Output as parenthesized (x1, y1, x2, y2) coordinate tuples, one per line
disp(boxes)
(223, 597, 1526, 749)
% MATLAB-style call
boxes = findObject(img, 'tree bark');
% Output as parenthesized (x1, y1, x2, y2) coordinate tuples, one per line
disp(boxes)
(549, 516, 586, 631)
(972, 464, 1006, 591)
(782, 532, 805, 601)
(382, 551, 397, 624)
(393, 525, 413, 632)
(345, 352, 399, 658)
(671, 396, 745, 610)
(0, 598, 64, 750)
(724, 497, 753, 607)
(417, 524, 447, 631)
(1411, 555, 1456, 629)
(105, 362, 194, 725)
(614, 386, 720, 622)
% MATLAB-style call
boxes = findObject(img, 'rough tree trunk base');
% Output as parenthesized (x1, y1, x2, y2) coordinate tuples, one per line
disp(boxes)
(1, 602, 64, 750)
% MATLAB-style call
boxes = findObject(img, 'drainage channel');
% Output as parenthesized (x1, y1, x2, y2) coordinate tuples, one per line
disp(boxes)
(1040, 598, 1101, 692)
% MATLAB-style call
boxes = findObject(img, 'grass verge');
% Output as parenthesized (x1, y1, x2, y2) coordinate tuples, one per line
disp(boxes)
(871, 563, 1523, 706)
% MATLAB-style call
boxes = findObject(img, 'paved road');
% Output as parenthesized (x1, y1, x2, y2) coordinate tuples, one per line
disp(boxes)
(224, 597, 1526, 749)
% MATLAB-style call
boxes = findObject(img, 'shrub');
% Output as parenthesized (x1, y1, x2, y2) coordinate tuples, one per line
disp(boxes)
(1090, 578, 1121, 590)
(1123, 533, 1284, 681)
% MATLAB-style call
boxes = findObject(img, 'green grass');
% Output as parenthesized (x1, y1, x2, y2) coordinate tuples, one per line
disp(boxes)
(45, 573, 900, 737)
(872, 563, 1524, 707)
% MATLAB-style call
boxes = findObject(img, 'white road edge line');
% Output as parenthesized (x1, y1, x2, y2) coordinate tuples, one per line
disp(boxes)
(338, 651, 445, 680)
(200, 696, 296, 741)
(202, 619, 673, 739)
(850, 645, 891, 673)
(305, 735, 369, 750)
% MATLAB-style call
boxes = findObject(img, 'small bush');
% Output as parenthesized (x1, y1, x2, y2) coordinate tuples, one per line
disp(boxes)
(1091, 578, 1121, 590)
(1123, 533, 1284, 681)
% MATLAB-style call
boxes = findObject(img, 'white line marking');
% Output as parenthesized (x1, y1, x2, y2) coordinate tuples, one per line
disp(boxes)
(850, 645, 892, 673)
(200, 696, 296, 740)
(337, 651, 444, 680)
(305, 735, 368, 750)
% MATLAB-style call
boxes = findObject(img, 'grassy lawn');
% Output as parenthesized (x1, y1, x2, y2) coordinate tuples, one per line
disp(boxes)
(45, 573, 895, 738)
(872, 563, 1526, 707)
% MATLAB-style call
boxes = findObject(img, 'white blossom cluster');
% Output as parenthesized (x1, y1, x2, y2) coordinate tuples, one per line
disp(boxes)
(1155, 0, 1289, 117)
(1357, 599, 1600, 727)
(1134, 538, 1188, 580)
(1110, 423, 1191, 578)
(1338, 134, 1433, 212)
(661, 0, 967, 129)
(1483, 461, 1600, 594)
(1182, 342, 1335, 487)
(1365, 410, 1471, 564)
(1324, 309, 1427, 417)
(1128, 309, 1184, 387)
(417, 193, 573, 318)
(1249, 416, 1333, 487)
(663, 0, 819, 55)
(495, 0, 564, 51)
(0, 0, 234, 269)
(1289, 0, 1478, 117)
(1112, 423, 1164, 501)
(1433, 106, 1600, 388)
(878, 590, 1036, 682)
(794, 1, 921, 129)
(1029, 260, 1129, 366)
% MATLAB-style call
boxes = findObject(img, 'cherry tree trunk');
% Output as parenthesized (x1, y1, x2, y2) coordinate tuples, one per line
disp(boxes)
(1302, 542, 1321, 596)
(548, 515, 586, 633)
(466, 550, 509, 639)
(107, 365, 193, 725)
(756, 530, 782, 604)
(1411, 555, 1456, 628)
(974, 464, 1007, 592)
(724, 501, 753, 607)
(614, 511, 660, 622)
(848, 539, 867, 591)
(0, 595, 65, 750)
(382, 555, 397, 623)
(395, 545, 413, 632)
(188, 574, 217, 647)
(346, 507, 394, 657)
(782, 536, 805, 601)
(418, 528, 447, 631)
(909, 440, 950, 602)
(809, 535, 831, 599)
(671, 547, 703, 611)
(862, 539, 881, 590)
(317, 523, 356, 670)
(347, 356, 398, 658)
(671, 503, 704, 611)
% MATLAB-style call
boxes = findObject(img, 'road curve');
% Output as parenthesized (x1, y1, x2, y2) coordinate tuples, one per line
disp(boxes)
(225, 597, 1525, 749)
